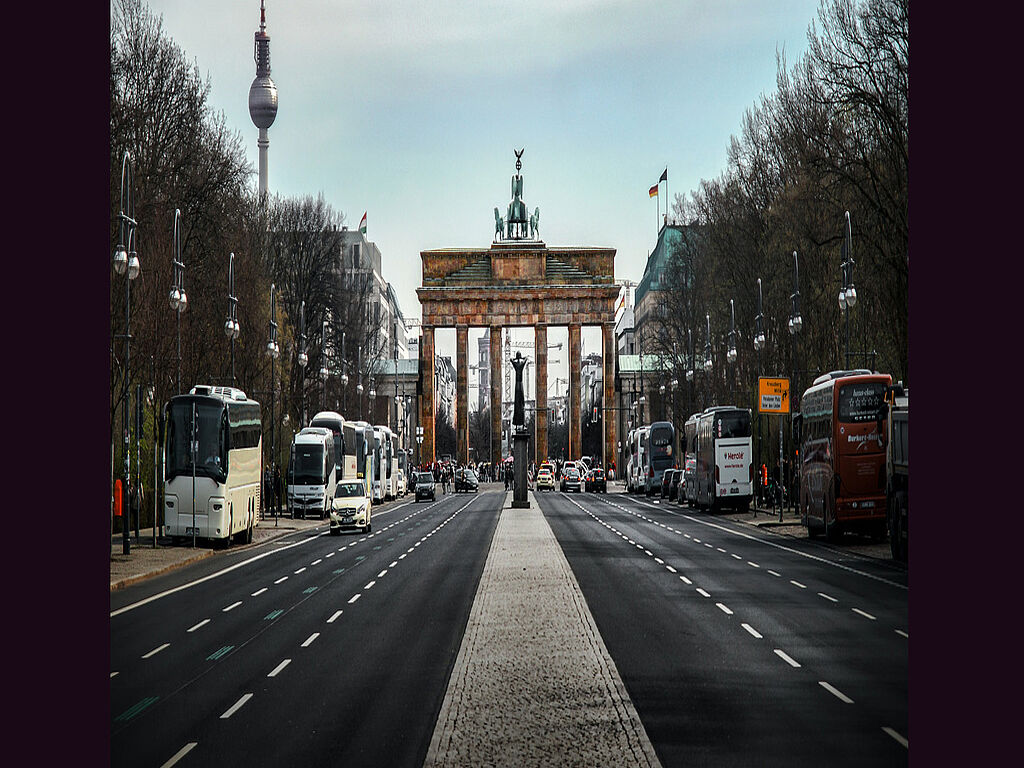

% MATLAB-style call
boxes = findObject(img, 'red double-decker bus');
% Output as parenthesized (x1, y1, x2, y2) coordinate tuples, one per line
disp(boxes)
(798, 370, 892, 542)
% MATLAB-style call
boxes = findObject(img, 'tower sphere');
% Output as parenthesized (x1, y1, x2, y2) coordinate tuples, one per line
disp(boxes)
(249, 76, 278, 129)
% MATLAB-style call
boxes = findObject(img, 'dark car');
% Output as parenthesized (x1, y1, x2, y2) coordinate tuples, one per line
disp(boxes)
(584, 467, 607, 493)
(415, 472, 436, 502)
(560, 466, 582, 493)
(660, 469, 675, 499)
(669, 468, 683, 502)
(454, 468, 479, 493)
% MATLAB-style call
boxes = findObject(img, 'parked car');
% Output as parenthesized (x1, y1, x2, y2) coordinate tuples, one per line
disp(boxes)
(537, 467, 555, 491)
(330, 480, 372, 534)
(560, 466, 582, 493)
(668, 468, 683, 501)
(660, 469, 676, 499)
(415, 471, 436, 502)
(584, 467, 607, 493)
(454, 468, 479, 493)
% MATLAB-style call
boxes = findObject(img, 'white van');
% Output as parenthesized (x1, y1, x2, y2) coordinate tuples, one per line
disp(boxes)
(287, 427, 336, 519)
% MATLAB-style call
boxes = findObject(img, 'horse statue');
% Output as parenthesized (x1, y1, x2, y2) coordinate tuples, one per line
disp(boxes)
(529, 207, 540, 239)
(494, 207, 505, 240)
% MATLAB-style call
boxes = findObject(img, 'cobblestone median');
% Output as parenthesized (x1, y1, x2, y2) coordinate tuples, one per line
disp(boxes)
(424, 491, 662, 767)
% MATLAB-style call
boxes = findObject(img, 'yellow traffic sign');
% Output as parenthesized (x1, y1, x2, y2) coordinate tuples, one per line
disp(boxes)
(758, 377, 790, 414)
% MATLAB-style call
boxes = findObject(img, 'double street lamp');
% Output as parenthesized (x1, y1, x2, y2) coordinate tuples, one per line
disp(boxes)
(113, 150, 140, 555)
(169, 209, 187, 394)
(224, 252, 240, 386)
(266, 283, 281, 519)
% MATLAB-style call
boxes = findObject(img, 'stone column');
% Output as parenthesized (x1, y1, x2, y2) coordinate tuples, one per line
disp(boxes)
(535, 324, 548, 464)
(569, 323, 582, 460)
(603, 321, 617, 474)
(457, 324, 469, 466)
(421, 325, 435, 465)
(490, 325, 503, 465)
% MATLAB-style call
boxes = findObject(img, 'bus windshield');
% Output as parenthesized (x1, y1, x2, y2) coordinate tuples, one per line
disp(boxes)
(166, 400, 226, 482)
(838, 382, 887, 423)
(311, 419, 344, 473)
(716, 411, 751, 439)
(292, 444, 325, 485)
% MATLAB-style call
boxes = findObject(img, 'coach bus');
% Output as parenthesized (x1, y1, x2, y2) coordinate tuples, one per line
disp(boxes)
(310, 411, 356, 482)
(287, 427, 337, 519)
(683, 413, 700, 507)
(370, 426, 387, 503)
(798, 370, 891, 542)
(643, 421, 676, 496)
(628, 426, 649, 494)
(163, 385, 262, 546)
(344, 420, 373, 497)
(695, 406, 754, 513)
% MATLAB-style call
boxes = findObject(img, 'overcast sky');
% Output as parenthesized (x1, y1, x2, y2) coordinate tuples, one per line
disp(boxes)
(132, 0, 823, 393)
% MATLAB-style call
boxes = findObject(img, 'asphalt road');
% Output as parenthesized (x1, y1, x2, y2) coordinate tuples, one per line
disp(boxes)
(110, 489, 503, 768)
(110, 485, 907, 767)
(538, 488, 908, 767)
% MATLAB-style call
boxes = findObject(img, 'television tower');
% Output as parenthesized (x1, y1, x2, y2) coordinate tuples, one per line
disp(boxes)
(248, 1, 278, 198)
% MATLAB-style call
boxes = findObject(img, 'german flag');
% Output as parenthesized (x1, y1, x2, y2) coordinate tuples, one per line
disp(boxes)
(649, 184, 658, 198)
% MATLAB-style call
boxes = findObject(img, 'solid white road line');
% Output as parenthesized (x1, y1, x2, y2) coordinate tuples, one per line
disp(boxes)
(187, 619, 210, 633)
(142, 643, 170, 659)
(327, 610, 343, 623)
(882, 727, 908, 748)
(741, 623, 762, 639)
(267, 659, 291, 677)
(774, 649, 801, 668)
(220, 693, 253, 719)
(223, 601, 242, 612)
(159, 743, 197, 768)
(819, 681, 854, 703)
(301, 633, 320, 647)
(853, 608, 876, 620)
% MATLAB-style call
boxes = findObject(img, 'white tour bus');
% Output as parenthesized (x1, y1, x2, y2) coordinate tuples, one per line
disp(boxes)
(310, 410, 356, 482)
(695, 406, 754, 513)
(375, 425, 398, 499)
(287, 427, 337, 519)
(683, 412, 700, 507)
(370, 426, 386, 503)
(343, 420, 373, 497)
(629, 426, 650, 494)
(163, 385, 262, 546)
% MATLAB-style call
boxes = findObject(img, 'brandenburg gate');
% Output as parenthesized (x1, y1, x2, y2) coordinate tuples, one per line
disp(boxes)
(416, 151, 618, 469)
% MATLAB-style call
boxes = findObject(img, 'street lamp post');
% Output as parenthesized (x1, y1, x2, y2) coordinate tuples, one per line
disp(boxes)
(298, 301, 308, 426)
(169, 209, 188, 395)
(113, 150, 140, 556)
(754, 278, 766, 503)
(340, 331, 349, 415)
(416, 425, 424, 467)
(224, 253, 240, 386)
(686, 328, 694, 416)
(727, 298, 738, 403)
(266, 283, 280, 521)
(839, 211, 856, 369)
(320, 320, 329, 410)
(703, 313, 712, 410)
(788, 251, 803, 520)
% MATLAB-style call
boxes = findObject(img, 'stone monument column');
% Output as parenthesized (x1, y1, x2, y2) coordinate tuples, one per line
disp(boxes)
(569, 323, 582, 459)
(490, 325, 503, 464)
(421, 325, 436, 465)
(535, 324, 548, 463)
(456, 325, 469, 466)
(603, 321, 617, 473)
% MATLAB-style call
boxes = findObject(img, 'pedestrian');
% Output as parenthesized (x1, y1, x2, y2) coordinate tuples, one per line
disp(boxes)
(273, 464, 282, 515)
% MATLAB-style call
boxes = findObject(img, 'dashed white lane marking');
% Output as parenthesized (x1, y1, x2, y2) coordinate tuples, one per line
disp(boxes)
(311, 559, 322, 566)
(819, 681, 854, 703)
(696, 588, 711, 598)
(731, 554, 742, 560)
(220, 693, 253, 719)
(654, 557, 664, 564)
(741, 623, 762, 639)
(187, 619, 210, 633)
(377, 569, 388, 577)
(110, 671, 119, 678)
(790, 580, 807, 589)
(267, 659, 291, 677)
(301, 632, 320, 647)
(748, 561, 760, 568)
(818, 592, 837, 602)
(775, 649, 801, 668)
(159, 742, 197, 768)
(325, 552, 334, 558)
(251, 587, 268, 596)
(680, 576, 692, 585)
(294, 567, 306, 575)
(327, 610, 344, 623)
(389, 561, 398, 568)
(704, 543, 713, 548)
(348, 594, 361, 604)
(895, 629, 908, 639)
(716, 603, 733, 615)
(852, 608, 876, 620)
(274, 576, 288, 584)
(399, 553, 407, 559)
(222, 601, 242, 612)
(364, 580, 377, 590)
(665, 565, 677, 573)
(717, 547, 727, 553)
(142, 643, 170, 659)
(882, 727, 908, 748)
(768, 570, 782, 577)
